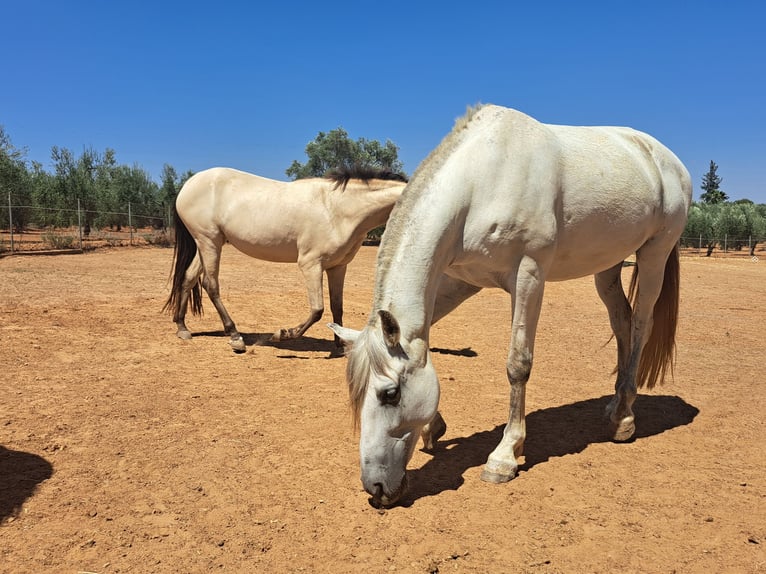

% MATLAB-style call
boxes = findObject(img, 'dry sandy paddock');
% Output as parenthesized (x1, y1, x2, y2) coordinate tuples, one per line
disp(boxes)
(1, 245, 764, 573)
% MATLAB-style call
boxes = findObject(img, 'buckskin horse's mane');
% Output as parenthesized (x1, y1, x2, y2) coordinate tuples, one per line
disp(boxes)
(326, 165, 408, 190)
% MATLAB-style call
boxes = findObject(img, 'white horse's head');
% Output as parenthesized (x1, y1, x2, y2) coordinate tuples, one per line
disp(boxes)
(329, 310, 439, 507)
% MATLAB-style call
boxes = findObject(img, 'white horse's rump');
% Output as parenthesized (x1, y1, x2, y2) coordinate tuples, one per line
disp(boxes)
(165, 165, 407, 352)
(330, 105, 692, 507)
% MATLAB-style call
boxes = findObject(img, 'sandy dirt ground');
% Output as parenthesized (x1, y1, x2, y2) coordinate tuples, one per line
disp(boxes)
(1, 245, 764, 573)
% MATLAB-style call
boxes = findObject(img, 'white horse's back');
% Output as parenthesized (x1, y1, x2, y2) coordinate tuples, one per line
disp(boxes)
(394, 105, 692, 287)
(550, 122, 691, 279)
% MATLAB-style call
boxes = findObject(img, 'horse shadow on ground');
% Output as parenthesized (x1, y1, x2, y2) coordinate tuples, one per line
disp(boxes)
(192, 330, 341, 356)
(430, 347, 478, 357)
(195, 331, 478, 359)
(403, 394, 699, 506)
(0, 446, 53, 523)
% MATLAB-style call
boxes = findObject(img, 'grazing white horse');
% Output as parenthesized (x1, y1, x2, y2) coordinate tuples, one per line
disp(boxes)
(164, 165, 407, 352)
(330, 105, 692, 507)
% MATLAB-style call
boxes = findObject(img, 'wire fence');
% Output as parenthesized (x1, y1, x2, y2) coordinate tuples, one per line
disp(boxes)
(679, 235, 765, 260)
(1, 201, 764, 260)
(0, 202, 171, 255)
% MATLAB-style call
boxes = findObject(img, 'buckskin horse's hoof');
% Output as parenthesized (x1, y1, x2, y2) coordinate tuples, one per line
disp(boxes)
(229, 335, 246, 353)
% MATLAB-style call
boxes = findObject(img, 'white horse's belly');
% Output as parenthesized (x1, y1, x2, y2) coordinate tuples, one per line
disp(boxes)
(448, 215, 655, 286)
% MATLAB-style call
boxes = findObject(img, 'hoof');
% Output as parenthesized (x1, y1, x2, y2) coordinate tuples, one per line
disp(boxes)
(229, 336, 246, 353)
(421, 412, 447, 451)
(271, 328, 291, 342)
(480, 460, 517, 484)
(610, 416, 635, 442)
(480, 467, 516, 484)
(176, 330, 193, 341)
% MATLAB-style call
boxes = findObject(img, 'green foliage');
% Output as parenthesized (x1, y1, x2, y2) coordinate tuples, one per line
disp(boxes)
(0, 129, 168, 235)
(683, 201, 766, 255)
(699, 160, 728, 204)
(286, 127, 405, 180)
(0, 126, 33, 230)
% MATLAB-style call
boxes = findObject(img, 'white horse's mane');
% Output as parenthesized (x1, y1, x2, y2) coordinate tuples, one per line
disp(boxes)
(345, 324, 394, 430)
(370, 103, 486, 312)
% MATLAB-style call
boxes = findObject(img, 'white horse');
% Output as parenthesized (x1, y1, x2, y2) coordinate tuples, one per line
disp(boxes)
(330, 105, 692, 507)
(165, 165, 407, 352)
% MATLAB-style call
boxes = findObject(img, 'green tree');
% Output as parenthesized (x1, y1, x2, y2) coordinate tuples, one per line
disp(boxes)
(0, 126, 32, 231)
(285, 128, 405, 180)
(734, 202, 766, 255)
(684, 202, 719, 255)
(158, 164, 180, 228)
(684, 201, 766, 256)
(29, 160, 57, 225)
(699, 160, 728, 204)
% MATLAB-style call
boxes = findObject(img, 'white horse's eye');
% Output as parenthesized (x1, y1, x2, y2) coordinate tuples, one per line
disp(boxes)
(380, 386, 401, 405)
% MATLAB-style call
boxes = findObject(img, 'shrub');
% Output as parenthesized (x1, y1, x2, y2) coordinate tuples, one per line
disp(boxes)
(41, 233, 77, 250)
(143, 231, 172, 247)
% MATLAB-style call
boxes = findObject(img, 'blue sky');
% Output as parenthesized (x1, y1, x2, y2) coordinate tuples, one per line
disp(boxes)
(3, 1, 765, 203)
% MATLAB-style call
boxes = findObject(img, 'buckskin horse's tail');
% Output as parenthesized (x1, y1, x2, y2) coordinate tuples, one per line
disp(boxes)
(628, 244, 680, 389)
(163, 204, 203, 317)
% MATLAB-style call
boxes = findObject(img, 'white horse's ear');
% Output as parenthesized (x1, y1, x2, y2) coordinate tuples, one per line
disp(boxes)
(328, 323, 360, 347)
(377, 310, 400, 348)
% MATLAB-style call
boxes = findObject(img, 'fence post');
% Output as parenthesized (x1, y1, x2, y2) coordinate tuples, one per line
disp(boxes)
(724, 234, 727, 254)
(77, 198, 83, 251)
(8, 192, 14, 253)
(699, 234, 702, 257)
(128, 202, 133, 245)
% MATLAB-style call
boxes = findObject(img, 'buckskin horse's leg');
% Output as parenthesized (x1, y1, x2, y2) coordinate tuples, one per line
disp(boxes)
(420, 411, 447, 451)
(326, 265, 347, 347)
(175, 253, 203, 340)
(272, 260, 324, 341)
(196, 241, 246, 352)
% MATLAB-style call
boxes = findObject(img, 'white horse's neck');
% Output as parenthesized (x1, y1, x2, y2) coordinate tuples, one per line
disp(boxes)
(372, 185, 462, 343)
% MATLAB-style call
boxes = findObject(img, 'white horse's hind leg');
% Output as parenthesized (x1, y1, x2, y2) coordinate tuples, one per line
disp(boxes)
(606, 243, 671, 440)
(482, 256, 546, 483)
(595, 263, 634, 440)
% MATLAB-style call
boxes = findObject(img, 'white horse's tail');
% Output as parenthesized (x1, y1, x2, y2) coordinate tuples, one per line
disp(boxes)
(628, 244, 680, 389)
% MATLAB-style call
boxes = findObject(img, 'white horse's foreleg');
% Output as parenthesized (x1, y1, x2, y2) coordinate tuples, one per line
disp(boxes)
(326, 265, 347, 346)
(595, 264, 634, 439)
(482, 256, 545, 483)
(273, 260, 324, 341)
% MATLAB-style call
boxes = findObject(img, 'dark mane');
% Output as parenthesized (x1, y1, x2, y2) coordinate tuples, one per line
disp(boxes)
(326, 164, 408, 190)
